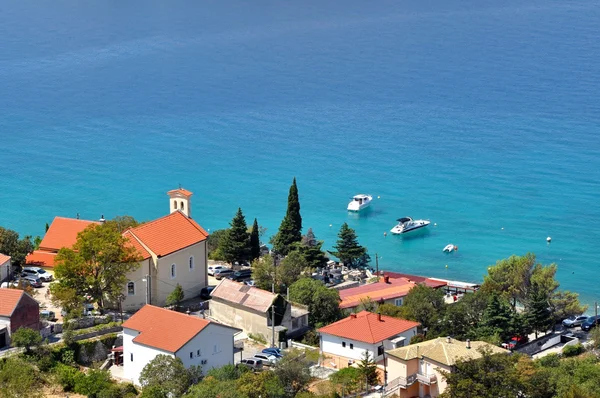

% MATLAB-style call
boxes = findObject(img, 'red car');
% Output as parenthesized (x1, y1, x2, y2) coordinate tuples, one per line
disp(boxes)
(508, 336, 528, 349)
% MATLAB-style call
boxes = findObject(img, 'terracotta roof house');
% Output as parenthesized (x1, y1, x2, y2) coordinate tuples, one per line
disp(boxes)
(26, 188, 210, 310)
(122, 305, 240, 385)
(385, 337, 509, 397)
(339, 275, 447, 310)
(318, 311, 420, 373)
(0, 289, 40, 348)
(209, 279, 310, 344)
(0, 254, 11, 283)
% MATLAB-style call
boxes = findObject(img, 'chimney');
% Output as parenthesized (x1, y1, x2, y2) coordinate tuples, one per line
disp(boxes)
(466, 339, 471, 349)
(446, 336, 451, 344)
(350, 313, 357, 319)
(377, 313, 382, 322)
(384, 276, 390, 284)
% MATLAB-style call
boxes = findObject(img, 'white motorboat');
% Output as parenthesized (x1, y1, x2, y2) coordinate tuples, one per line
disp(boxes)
(347, 194, 373, 211)
(443, 244, 457, 253)
(390, 217, 430, 234)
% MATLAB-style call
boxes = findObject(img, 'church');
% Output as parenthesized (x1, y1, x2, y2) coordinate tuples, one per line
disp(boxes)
(26, 188, 209, 310)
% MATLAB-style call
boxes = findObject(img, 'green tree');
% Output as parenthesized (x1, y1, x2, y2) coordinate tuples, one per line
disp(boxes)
(272, 178, 303, 256)
(105, 215, 139, 233)
(357, 351, 380, 390)
(330, 367, 361, 395)
(298, 228, 328, 269)
(289, 278, 342, 327)
(524, 283, 553, 338)
(207, 229, 229, 260)
(236, 371, 285, 398)
(220, 208, 251, 265)
(0, 357, 43, 398)
(477, 294, 516, 342)
(73, 369, 113, 398)
(377, 303, 404, 318)
(52, 221, 141, 309)
(166, 283, 185, 308)
(438, 291, 490, 340)
(205, 363, 249, 381)
(550, 290, 587, 325)
(0, 226, 34, 268)
(139, 354, 200, 397)
(273, 348, 312, 397)
(329, 223, 369, 268)
(184, 376, 247, 398)
(279, 250, 309, 288)
(251, 254, 279, 292)
(400, 284, 445, 332)
(249, 218, 261, 262)
(10, 327, 42, 353)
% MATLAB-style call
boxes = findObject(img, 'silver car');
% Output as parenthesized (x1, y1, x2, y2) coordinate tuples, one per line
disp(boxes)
(22, 267, 53, 282)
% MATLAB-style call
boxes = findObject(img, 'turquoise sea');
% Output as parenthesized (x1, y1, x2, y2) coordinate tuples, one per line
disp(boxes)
(1, 0, 599, 305)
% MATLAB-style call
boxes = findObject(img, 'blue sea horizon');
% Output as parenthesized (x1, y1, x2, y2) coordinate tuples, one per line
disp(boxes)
(1, 0, 599, 306)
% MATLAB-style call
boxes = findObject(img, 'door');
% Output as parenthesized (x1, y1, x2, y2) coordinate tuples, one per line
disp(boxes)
(0, 331, 6, 348)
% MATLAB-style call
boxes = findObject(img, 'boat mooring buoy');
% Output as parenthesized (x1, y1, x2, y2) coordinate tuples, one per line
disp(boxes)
(445, 264, 448, 268)
(377, 195, 380, 199)
(384, 232, 387, 237)
(329, 224, 332, 227)
(547, 236, 552, 243)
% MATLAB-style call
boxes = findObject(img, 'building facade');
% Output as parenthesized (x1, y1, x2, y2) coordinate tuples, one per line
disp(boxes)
(0, 289, 40, 348)
(0, 254, 10, 283)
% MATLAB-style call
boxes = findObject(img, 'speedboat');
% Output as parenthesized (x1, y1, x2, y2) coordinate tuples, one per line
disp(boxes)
(347, 194, 373, 211)
(443, 244, 457, 253)
(390, 217, 430, 234)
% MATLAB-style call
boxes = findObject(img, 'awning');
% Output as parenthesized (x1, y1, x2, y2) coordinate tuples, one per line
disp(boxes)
(111, 346, 123, 352)
(390, 336, 406, 344)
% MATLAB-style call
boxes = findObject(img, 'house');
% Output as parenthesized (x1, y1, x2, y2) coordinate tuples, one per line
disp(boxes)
(339, 274, 447, 311)
(122, 304, 241, 385)
(384, 337, 509, 397)
(0, 254, 10, 283)
(26, 188, 210, 310)
(209, 279, 310, 344)
(0, 289, 40, 348)
(318, 311, 420, 373)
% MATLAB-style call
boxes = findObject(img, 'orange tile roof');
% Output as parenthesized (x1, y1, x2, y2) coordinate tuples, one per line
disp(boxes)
(211, 279, 277, 313)
(0, 254, 10, 264)
(339, 277, 416, 309)
(0, 289, 25, 317)
(122, 231, 152, 260)
(319, 311, 420, 344)
(127, 211, 208, 257)
(26, 251, 57, 267)
(39, 217, 100, 251)
(123, 305, 214, 352)
(167, 188, 193, 197)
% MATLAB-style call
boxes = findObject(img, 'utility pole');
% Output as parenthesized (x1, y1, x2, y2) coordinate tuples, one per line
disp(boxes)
(375, 253, 379, 276)
(271, 282, 276, 348)
(145, 274, 150, 305)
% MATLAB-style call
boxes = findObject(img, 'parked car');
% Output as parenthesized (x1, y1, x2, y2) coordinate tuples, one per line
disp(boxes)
(244, 279, 256, 287)
(22, 267, 53, 282)
(252, 353, 279, 366)
(581, 315, 600, 331)
(40, 310, 56, 321)
(562, 315, 589, 328)
(261, 347, 283, 358)
(22, 276, 43, 288)
(214, 268, 235, 280)
(208, 265, 228, 276)
(507, 336, 528, 350)
(200, 286, 216, 300)
(239, 358, 263, 371)
(227, 269, 252, 282)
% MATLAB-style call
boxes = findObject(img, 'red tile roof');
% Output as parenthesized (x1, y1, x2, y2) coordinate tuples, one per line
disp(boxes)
(122, 231, 152, 260)
(26, 251, 57, 267)
(0, 289, 25, 317)
(318, 311, 420, 344)
(167, 188, 193, 197)
(0, 254, 10, 264)
(211, 279, 277, 313)
(382, 272, 448, 289)
(127, 211, 208, 257)
(339, 277, 416, 309)
(38, 217, 100, 252)
(122, 305, 213, 352)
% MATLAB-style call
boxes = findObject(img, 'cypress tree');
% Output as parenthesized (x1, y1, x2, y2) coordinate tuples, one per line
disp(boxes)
(299, 228, 328, 269)
(220, 208, 250, 265)
(329, 223, 369, 268)
(272, 178, 303, 255)
(287, 177, 302, 235)
(249, 218, 261, 261)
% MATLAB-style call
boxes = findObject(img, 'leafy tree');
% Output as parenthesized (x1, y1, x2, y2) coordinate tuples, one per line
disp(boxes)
(477, 294, 516, 342)
(399, 284, 445, 332)
(105, 215, 139, 233)
(0, 357, 43, 398)
(524, 283, 553, 338)
(279, 250, 309, 288)
(357, 351, 379, 389)
(0, 226, 34, 268)
(220, 208, 250, 265)
(289, 278, 342, 327)
(550, 290, 587, 324)
(73, 369, 113, 398)
(251, 254, 279, 292)
(205, 363, 249, 381)
(166, 283, 185, 308)
(184, 376, 247, 398)
(33, 236, 42, 250)
(140, 386, 169, 398)
(298, 228, 328, 270)
(52, 221, 141, 309)
(249, 218, 261, 261)
(588, 327, 600, 350)
(329, 223, 369, 268)
(330, 367, 361, 395)
(207, 228, 229, 260)
(273, 348, 312, 397)
(10, 327, 42, 353)
(139, 354, 200, 397)
(236, 371, 285, 398)
(438, 291, 490, 340)
(272, 178, 303, 256)
(377, 303, 404, 318)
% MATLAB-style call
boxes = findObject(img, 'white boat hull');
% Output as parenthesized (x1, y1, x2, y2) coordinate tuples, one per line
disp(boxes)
(347, 195, 373, 211)
(443, 244, 456, 253)
(390, 219, 430, 234)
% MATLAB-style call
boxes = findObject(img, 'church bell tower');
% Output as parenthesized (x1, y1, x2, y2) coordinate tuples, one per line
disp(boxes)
(167, 187, 193, 218)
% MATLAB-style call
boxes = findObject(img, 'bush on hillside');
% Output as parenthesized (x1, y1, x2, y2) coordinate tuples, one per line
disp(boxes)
(562, 343, 584, 357)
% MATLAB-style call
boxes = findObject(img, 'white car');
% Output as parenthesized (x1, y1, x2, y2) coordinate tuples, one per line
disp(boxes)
(208, 265, 228, 276)
(252, 353, 279, 366)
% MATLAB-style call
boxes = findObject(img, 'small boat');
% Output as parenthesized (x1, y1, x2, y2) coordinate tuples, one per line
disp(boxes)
(390, 217, 430, 234)
(443, 244, 457, 253)
(347, 194, 373, 212)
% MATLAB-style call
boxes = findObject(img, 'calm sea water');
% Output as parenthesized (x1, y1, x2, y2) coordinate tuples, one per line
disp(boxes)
(1, 0, 599, 305)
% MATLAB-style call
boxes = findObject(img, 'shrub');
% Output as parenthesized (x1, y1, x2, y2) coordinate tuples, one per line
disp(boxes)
(11, 327, 43, 353)
(55, 363, 79, 391)
(248, 333, 268, 345)
(74, 369, 113, 398)
(562, 343, 584, 357)
(300, 330, 320, 347)
(410, 334, 425, 344)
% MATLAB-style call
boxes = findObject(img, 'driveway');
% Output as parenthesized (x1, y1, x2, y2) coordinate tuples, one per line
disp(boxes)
(34, 270, 64, 322)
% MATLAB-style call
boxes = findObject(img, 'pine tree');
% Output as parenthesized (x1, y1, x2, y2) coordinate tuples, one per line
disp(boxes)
(249, 218, 261, 262)
(525, 283, 553, 338)
(357, 351, 380, 390)
(220, 208, 250, 265)
(478, 294, 514, 341)
(166, 283, 185, 308)
(329, 223, 369, 268)
(298, 228, 328, 269)
(272, 178, 303, 255)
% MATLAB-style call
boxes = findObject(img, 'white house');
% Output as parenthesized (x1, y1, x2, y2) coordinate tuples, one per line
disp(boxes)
(0, 254, 10, 282)
(318, 311, 420, 372)
(122, 304, 241, 385)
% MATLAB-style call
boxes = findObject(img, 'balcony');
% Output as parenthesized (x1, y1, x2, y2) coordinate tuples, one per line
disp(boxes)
(386, 373, 417, 391)
(416, 372, 437, 385)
